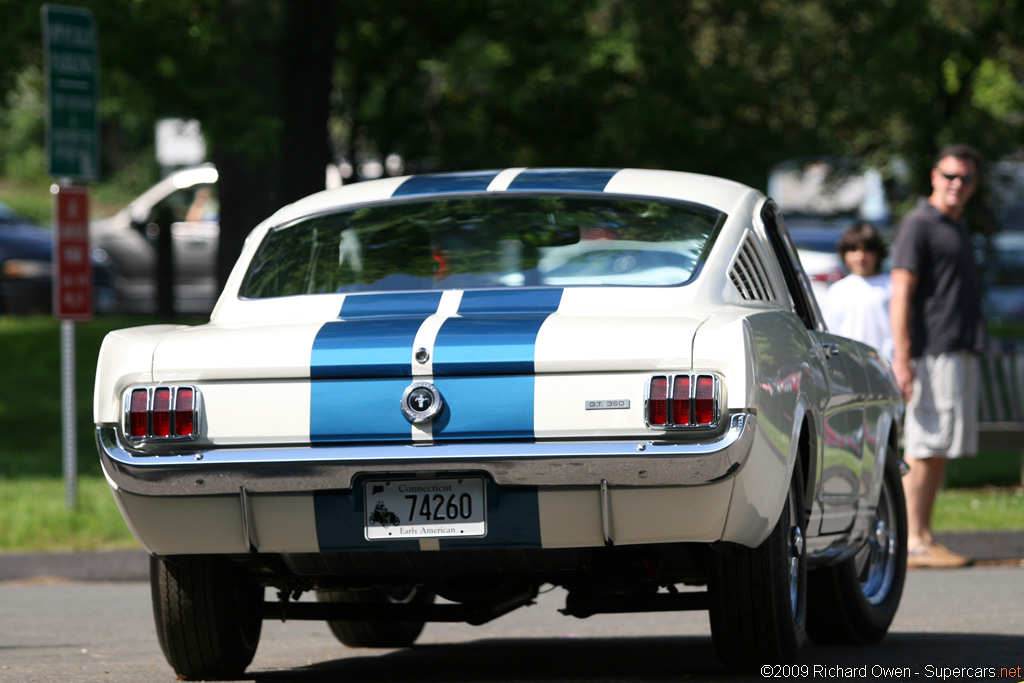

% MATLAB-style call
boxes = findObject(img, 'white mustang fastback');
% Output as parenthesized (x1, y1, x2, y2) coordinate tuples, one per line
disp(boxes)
(94, 168, 906, 679)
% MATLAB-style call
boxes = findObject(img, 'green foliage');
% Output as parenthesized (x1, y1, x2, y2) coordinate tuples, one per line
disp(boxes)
(0, 65, 48, 183)
(946, 450, 1024, 488)
(322, 0, 1024, 194)
(0, 178, 52, 224)
(2, 0, 1024, 293)
(5, 0, 1024, 197)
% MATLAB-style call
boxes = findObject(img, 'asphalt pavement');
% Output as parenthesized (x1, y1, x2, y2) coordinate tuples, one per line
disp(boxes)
(2, 530, 1023, 583)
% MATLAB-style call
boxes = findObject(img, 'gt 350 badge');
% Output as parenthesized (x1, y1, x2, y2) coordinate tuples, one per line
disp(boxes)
(401, 382, 444, 423)
(585, 399, 630, 410)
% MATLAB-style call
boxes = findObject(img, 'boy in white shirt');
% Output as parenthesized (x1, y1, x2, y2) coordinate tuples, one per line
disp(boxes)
(821, 222, 893, 361)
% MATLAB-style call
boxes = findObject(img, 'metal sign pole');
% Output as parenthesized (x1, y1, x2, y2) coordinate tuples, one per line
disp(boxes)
(61, 318, 77, 509)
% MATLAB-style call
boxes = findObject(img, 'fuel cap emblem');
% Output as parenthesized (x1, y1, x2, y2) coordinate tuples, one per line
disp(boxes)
(401, 382, 443, 424)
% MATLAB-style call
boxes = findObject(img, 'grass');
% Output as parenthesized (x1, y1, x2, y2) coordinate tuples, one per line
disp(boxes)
(0, 314, 1022, 553)
(0, 314, 198, 553)
(933, 486, 1024, 532)
(0, 476, 138, 551)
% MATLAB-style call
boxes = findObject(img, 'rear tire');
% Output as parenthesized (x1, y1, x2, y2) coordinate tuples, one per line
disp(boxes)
(151, 555, 263, 681)
(708, 465, 807, 672)
(317, 585, 435, 648)
(807, 456, 907, 645)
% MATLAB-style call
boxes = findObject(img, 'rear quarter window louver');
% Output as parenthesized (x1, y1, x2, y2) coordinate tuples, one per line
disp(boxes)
(729, 236, 777, 302)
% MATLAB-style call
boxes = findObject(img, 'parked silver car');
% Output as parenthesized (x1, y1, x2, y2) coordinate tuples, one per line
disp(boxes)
(90, 165, 219, 313)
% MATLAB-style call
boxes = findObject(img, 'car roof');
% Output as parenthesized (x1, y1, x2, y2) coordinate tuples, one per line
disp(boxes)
(260, 168, 762, 230)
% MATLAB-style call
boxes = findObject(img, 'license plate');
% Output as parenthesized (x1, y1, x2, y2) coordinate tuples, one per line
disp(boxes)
(364, 477, 486, 540)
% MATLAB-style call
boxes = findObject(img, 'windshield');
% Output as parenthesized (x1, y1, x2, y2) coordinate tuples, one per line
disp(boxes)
(241, 195, 724, 298)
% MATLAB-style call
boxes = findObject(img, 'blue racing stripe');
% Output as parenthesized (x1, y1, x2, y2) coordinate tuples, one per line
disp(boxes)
(433, 289, 562, 376)
(311, 292, 443, 379)
(310, 289, 560, 442)
(507, 168, 619, 192)
(311, 377, 412, 442)
(457, 288, 564, 315)
(392, 170, 503, 197)
(433, 375, 535, 439)
(339, 291, 443, 319)
(312, 319, 421, 378)
(310, 292, 445, 440)
(430, 289, 561, 438)
(432, 317, 547, 375)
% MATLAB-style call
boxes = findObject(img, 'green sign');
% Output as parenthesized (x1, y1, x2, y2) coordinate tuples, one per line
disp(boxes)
(42, 5, 100, 181)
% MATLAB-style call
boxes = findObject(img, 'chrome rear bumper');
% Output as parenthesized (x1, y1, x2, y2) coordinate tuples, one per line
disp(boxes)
(97, 413, 755, 497)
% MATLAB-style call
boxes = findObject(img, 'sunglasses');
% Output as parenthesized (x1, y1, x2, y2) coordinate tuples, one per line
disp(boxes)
(937, 171, 976, 184)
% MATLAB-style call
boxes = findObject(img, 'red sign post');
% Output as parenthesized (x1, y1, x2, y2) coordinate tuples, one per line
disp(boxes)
(53, 184, 93, 321)
(52, 182, 93, 510)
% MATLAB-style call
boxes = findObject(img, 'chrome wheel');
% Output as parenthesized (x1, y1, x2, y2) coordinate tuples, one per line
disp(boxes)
(856, 473, 898, 605)
(784, 474, 807, 632)
(807, 455, 907, 646)
(788, 504, 805, 611)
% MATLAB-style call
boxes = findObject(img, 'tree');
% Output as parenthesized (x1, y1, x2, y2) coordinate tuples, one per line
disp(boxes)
(208, 0, 336, 286)
(334, 0, 1024, 206)
(4, 0, 1024, 253)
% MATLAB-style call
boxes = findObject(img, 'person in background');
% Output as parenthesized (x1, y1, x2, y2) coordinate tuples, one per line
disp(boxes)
(821, 221, 893, 361)
(185, 187, 219, 222)
(890, 144, 987, 569)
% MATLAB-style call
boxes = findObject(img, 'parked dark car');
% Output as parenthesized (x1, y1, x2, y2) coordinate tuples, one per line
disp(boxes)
(977, 231, 1024, 324)
(0, 199, 114, 316)
(0, 201, 53, 314)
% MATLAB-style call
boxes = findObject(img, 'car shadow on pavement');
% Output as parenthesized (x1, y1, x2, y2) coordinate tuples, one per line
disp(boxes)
(247, 633, 1024, 682)
(251, 636, 726, 681)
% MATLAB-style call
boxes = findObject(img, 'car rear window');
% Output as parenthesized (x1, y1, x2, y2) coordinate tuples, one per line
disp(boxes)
(240, 195, 724, 298)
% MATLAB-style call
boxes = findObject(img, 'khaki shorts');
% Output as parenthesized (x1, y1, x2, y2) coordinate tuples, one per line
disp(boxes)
(904, 351, 979, 459)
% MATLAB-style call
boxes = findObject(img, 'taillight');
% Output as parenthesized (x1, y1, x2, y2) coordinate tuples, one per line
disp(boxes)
(695, 375, 715, 425)
(174, 388, 195, 437)
(646, 373, 719, 429)
(672, 375, 691, 426)
(648, 376, 668, 426)
(152, 388, 171, 437)
(124, 386, 199, 440)
(129, 389, 149, 438)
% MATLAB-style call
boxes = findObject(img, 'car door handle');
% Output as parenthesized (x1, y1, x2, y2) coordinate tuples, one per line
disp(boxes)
(820, 341, 840, 358)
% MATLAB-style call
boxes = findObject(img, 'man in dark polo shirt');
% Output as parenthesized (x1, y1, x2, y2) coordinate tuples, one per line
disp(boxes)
(890, 144, 987, 568)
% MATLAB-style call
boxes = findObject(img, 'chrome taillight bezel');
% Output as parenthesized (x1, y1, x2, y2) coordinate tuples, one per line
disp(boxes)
(122, 385, 202, 442)
(644, 373, 722, 430)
